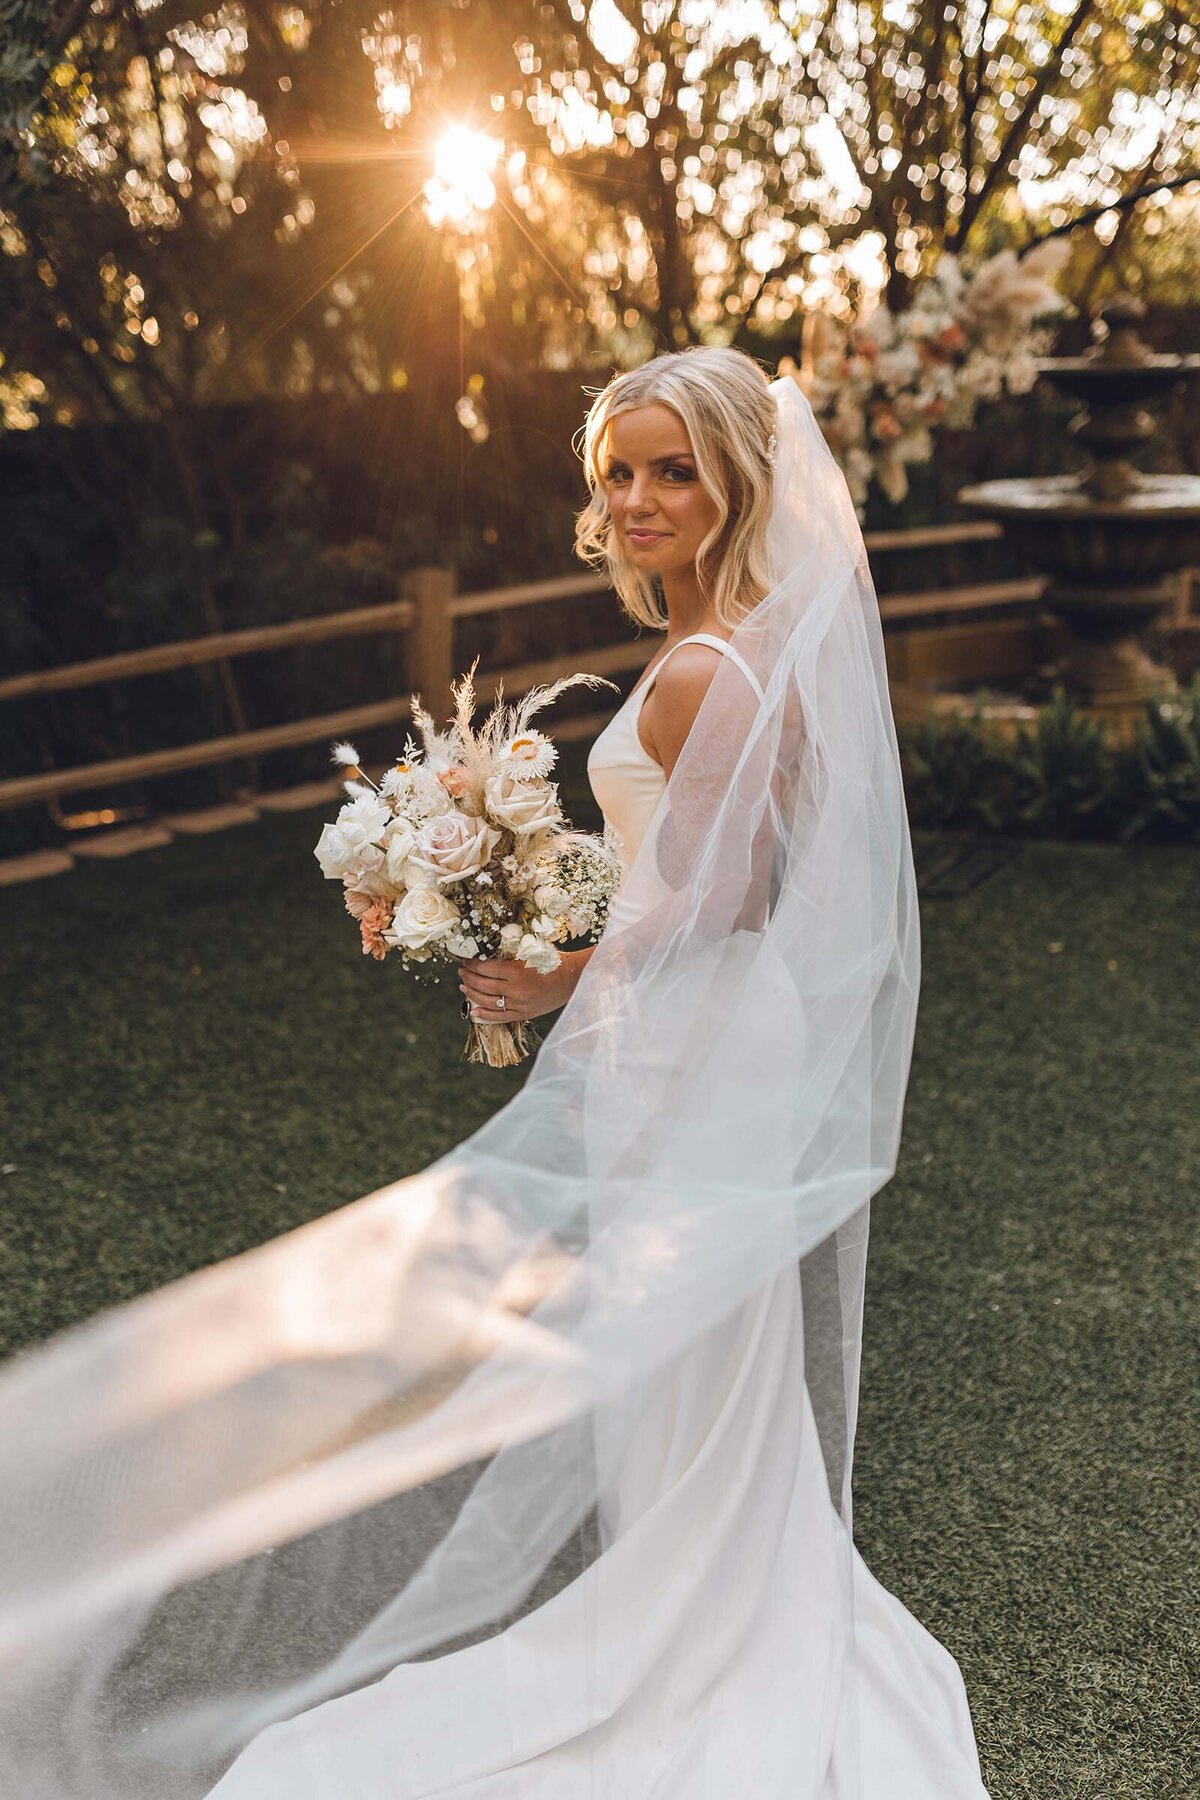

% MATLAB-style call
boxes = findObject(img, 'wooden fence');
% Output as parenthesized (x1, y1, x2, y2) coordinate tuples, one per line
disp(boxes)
(0, 518, 1170, 817)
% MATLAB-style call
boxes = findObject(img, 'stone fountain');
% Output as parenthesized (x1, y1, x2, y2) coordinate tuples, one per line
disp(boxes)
(959, 297, 1200, 710)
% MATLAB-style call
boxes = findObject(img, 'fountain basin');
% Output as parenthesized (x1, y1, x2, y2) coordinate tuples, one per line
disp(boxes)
(1021, 356, 1196, 409)
(959, 474, 1200, 591)
(959, 298, 1200, 706)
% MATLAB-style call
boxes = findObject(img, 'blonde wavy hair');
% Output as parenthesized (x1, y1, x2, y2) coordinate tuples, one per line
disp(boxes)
(574, 346, 776, 632)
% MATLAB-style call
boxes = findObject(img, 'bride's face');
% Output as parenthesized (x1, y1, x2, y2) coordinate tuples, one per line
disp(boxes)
(602, 403, 721, 579)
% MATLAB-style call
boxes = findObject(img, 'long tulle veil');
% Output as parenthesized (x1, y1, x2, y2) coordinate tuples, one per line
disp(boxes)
(0, 376, 919, 1797)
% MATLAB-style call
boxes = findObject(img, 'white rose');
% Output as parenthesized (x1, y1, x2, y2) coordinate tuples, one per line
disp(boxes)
(516, 932, 561, 975)
(499, 922, 523, 952)
(484, 769, 562, 837)
(316, 829, 387, 884)
(384, 886, 461, 953)
(314, 822, 358, 880)
(409, 811, 501, 886)
(315, 792, 393, 879)
(383, 822, 422, 887)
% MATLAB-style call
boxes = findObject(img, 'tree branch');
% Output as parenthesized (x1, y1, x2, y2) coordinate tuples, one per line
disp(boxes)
(1021, 170, 1200, 248)
(956, 0, 1096, 246)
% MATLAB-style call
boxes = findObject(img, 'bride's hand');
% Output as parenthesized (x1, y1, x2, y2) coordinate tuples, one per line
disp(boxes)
(458, 948, 592, 1024)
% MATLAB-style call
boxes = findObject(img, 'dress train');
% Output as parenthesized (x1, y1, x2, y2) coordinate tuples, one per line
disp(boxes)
(208, 1268, 989, 1798)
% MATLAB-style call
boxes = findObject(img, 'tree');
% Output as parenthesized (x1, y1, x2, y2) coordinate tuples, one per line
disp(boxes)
(796, 0, 1200, 309)
(392, 0, 1200, 336)
(2, 0, 1198, 438)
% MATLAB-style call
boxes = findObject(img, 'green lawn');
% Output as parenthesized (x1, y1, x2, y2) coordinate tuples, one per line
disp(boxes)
(1, 754, 1195, 1799)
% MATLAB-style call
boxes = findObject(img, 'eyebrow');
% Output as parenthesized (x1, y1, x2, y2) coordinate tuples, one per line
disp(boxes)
(606, 451, 696, 467)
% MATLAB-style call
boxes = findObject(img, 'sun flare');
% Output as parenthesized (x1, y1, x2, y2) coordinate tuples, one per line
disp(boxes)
(424, 127, 502, 229)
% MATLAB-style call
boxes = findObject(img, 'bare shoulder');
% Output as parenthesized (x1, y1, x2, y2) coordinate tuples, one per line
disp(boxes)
(648, 640, 729, 704)
(641, 642, 729, 772)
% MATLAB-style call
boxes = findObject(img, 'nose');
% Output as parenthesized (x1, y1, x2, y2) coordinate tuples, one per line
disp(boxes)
(626, 471, 657, 515)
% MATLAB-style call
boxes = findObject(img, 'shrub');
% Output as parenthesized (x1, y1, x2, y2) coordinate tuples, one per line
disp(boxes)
(900, 699, 1011, 832)
(1114, 682, 1200, 842)
(1007, 687, 1116, 838)
(899, 677, 1200, 845)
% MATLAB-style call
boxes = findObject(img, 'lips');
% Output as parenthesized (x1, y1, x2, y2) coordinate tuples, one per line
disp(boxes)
(626, 528, 668, 545)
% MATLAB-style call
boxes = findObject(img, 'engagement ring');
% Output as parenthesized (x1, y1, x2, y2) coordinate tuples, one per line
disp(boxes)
(497, 995, 507, 1012)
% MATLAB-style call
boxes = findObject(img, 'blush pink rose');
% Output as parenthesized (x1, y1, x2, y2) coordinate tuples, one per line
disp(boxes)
(410, 811, 500, 885)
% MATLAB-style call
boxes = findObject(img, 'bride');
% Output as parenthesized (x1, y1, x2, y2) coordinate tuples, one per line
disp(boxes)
(0, 349, 990, 1799)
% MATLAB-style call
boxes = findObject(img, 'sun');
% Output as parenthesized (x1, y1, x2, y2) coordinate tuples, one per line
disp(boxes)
(424, 127, 503, 230)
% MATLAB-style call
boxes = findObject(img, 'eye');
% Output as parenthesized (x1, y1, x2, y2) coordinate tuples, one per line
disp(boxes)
(660, 463, 696, 483)
(603, 463, 631, 484)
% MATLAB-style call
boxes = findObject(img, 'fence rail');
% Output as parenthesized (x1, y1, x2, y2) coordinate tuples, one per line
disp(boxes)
(0, 698, 422, 811)
(0, 522, 1186, 818)
(0, 600, 416, 704)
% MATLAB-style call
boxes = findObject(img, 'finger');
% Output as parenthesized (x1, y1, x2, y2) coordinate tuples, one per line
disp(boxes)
(460, 972, 507, 1000)
(460, 970, 510, 997)
(469, 1001, 522, 1024)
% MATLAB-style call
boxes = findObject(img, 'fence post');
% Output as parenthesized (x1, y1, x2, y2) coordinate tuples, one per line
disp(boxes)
(403, 564, 456, 712)
(1171, 566, 1194, 623)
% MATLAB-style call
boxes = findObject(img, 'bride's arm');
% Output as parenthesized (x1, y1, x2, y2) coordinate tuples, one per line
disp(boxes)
(638, 642, 726, 777)
(461, 650, 727, 1024)
(644, 648, 786, 937)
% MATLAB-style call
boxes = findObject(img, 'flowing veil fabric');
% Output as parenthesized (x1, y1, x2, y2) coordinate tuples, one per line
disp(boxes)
(0, 378, 981, 1797)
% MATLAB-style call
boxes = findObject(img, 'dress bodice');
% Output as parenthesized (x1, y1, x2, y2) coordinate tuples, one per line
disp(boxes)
(587, 633, 758, 918)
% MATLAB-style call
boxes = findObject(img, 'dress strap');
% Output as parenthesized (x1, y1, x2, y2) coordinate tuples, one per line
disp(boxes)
(652, 633, 766, 706)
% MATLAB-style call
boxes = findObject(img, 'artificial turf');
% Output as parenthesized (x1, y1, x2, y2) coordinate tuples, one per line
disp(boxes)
(0, 751, 1195, 1798)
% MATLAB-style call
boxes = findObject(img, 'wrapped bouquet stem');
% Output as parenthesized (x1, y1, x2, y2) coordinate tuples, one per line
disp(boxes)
(315, 663, 624, 1066)
(465, 1012, 539, 1069)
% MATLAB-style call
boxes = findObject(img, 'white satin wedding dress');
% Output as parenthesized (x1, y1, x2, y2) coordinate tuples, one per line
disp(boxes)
(205, 635, 990, 1800)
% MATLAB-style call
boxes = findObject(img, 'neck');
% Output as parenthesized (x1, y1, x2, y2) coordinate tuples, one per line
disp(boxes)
(659, 565, 716, 639)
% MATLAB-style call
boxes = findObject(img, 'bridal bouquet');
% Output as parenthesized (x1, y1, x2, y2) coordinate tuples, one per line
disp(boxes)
(314, 664, 623, 1066)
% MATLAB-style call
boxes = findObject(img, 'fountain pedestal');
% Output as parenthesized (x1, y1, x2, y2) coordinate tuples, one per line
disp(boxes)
(959, 299, 1200, 709)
